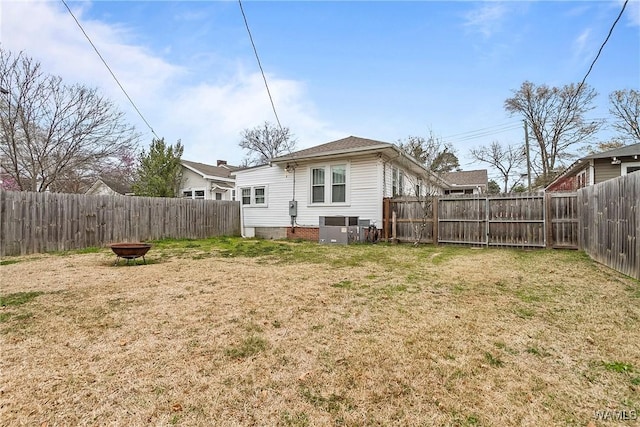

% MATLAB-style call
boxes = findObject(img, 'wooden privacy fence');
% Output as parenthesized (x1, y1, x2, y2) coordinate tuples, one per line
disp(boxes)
(0, 190, 241, 256)
(578, 173, 639, 280)
(383, 192, 580, 249)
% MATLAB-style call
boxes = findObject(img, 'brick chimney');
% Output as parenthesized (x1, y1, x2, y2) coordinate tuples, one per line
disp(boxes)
(217, 160, 227, 167)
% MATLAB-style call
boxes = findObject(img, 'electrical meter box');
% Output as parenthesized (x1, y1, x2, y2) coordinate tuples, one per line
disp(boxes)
(289, 200, 298, 217)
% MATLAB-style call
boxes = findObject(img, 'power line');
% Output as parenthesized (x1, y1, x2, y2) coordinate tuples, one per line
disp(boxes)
(575, 0, 628, 96)
(447, 2, 628, 148)
(60, 0, 159, 139)
(441, 123, 523, 145)
(441, 121, 521, 139)
(238, 0, 283, 131)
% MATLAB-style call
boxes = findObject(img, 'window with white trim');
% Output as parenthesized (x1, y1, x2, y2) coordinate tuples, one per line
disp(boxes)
(331, 165, 346, 203)
(623, 161, 640, 175)
(254, 186, 265, 204)
(309, 163, 349, 205)
(392, 167, 404, 197)
(182, 189, 206, 199)
(576, 169, 587, 188)
(311, 167, 325, 203)
(241, 187, 251, 205)
(240, 186, 268, 206)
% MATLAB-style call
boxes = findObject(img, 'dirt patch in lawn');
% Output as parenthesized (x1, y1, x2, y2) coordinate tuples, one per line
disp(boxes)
(1, 241, 638, 426)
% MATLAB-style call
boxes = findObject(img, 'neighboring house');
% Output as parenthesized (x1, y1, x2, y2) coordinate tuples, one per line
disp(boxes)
(85, 178, 134, 196)
(546, 143, 640, 192)
(234, 136, 450, 240)
(442, 170, 488, 194)
(179, 160, 238, 200)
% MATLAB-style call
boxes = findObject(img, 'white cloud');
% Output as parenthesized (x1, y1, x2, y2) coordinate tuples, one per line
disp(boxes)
(573, 28, 592, 64)
(463, 3, 508, 39)
(1, 1, 336, 166)
(623, 0, 640, 27)
(163, 70, 338, 164)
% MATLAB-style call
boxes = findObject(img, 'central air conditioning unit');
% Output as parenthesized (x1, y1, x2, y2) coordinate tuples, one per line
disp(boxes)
(319, 216, 360, 244)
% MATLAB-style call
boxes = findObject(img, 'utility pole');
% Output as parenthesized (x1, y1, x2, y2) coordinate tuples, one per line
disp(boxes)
(524, 120, 531, 191)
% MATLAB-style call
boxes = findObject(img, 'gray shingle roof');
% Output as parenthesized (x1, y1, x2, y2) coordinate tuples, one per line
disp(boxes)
(271, 136, 393, 162)
(583, 143, 640, 159)
(181, 160, 237, 178)
(443, 170, 488, 187)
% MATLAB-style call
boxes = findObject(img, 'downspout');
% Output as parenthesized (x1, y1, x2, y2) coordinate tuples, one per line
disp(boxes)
(291, 166, 296, 229)
(239, 189, 246, 238)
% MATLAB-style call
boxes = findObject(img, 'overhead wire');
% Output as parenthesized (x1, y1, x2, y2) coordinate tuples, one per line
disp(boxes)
(575, 0, 628, 97)
(441, 122, 523, 145)
(238, 0, 283, 132)
(440, 121, 521, 139)
(446, 1, 628, 149)
(60, 0, 159, 139)
(441, 0, 628, 148)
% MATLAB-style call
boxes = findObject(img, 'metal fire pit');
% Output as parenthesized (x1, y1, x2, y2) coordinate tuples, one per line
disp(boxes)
(109, 242, 152, 265)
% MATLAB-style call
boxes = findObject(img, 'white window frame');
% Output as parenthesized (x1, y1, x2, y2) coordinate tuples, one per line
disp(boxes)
(622, 161, 640, 175)
(182, 188, 206, 199)
(392, 166, 405, 197)
(576, 169, 587, 188)
(308, 162, 350, 206)
(240, 186, 268, 207)
(254, 186, 266, 205)
(241, 187, 251, 205)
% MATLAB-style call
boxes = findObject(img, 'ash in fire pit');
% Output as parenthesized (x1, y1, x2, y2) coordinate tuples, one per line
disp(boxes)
(109, 242, 152, 265)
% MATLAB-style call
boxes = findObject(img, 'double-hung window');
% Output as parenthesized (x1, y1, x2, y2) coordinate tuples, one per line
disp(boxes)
(182, 189, 206, 199)
(392, 167, 404, 197)
(311, 168, 325, 203)
(240, 186, 267, 206)
(241, 188, 251, 205)
(310, 163, 348, 205)
(254, 187, 266, 204)
(331, 165, 346, 203)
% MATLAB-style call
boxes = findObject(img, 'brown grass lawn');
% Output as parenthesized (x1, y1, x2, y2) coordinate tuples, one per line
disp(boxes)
(0, 239, 638, 426)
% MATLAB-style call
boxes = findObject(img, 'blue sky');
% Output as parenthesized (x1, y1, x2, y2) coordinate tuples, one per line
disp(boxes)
(2, 1, 639, 182)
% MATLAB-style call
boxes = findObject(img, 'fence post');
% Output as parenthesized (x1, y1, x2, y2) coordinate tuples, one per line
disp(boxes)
(383, 198, 390, 242)
(485, 196, 490, 247)
(392, 210, 397, 244)
(433, 196, 438, 246)
(545, 192, 552, 249)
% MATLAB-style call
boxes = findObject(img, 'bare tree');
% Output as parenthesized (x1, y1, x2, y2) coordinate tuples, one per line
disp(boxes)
(609, 89, 640, 144)
(469, 141, 524, 193)
(505, 81, 601, 185)
(395, 132, 453, 245)
(585, 140, 626, 155)
(239, 121, 296, 166)
(397, 131, 460, 173)
(0, 49, 139, 192)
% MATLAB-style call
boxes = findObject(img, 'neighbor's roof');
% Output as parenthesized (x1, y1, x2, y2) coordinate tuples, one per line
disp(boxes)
(443, 170, 488, 187)
(583, 143, 640, 159)
(271, 136, 393, 162)
(181, 160, 237, 179)
(100, 177, 133, 194)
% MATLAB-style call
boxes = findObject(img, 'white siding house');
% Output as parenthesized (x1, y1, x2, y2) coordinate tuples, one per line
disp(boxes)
(235, 136, 448, 239)
(179, 160, 237, 201)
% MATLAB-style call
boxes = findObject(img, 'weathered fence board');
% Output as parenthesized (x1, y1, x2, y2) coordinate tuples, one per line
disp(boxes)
(385, 193, 579, 248)
(0, 190, 241, 257)
(578, 173, 639, 280)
